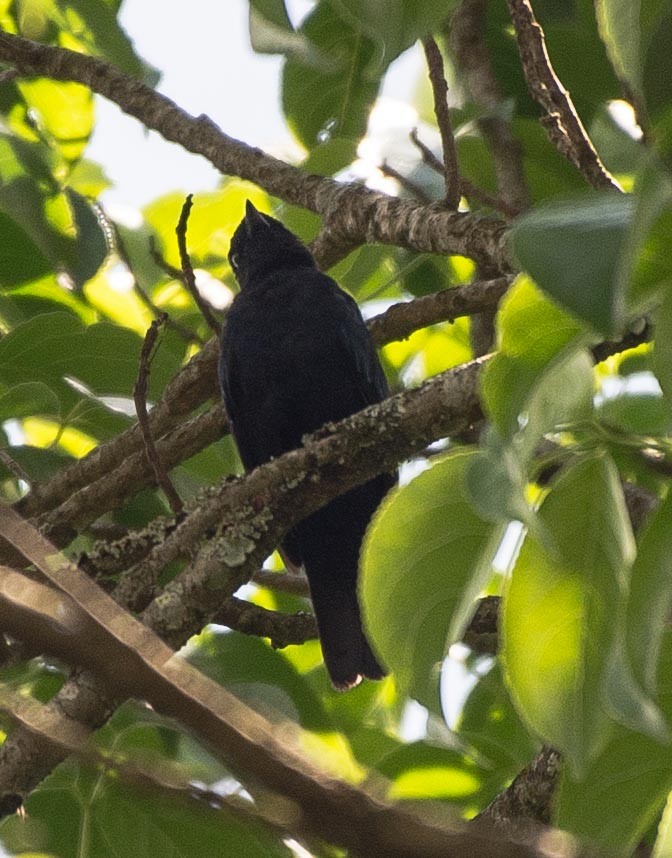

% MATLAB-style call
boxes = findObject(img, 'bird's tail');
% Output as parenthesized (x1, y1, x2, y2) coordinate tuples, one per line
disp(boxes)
(308, 576, 386, 691)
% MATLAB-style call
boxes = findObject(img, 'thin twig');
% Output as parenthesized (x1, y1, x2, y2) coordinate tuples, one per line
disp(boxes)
(379, 160, 432, 203)
(0, 449, 31, 488)
(505, 0, 620, 192)
(410, 129, 520, 217)
(149, 235, 186, 282)
(422, 37, 461, 209)
(251, 568, 310, 596)
(410, 127, 445, 174)
(101, 214, 204, 345)
(0, 68, 18, 85)
(459, 177, 523, 219)
(176, 195, 221, 335)
(133, 316, 184, 515)
(213, 597, 318, 648)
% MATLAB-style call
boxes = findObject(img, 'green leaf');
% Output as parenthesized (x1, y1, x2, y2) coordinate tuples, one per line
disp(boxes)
(624, 492, 672, 697)
(0, 752, 292, 858)
(282, 0, 381, 151)
(481, 276, 588, 439)
(0, 313, 184, 421)
(300, 136, 359, 175)
(596, 0, 644, 94)
(597, 389, 672, 437)
(186, 629, 361, 780)
(249, 0, 324, 66)
(17, 76, 94, 162)
(510, 192, 635, 337)
(654, 789, 672, 858)
(361, 449, 505, 709)
(556, 634, 672, 853)
(596, 0, 672, 126)
(0, 135, 107, 288)
(374, 741, 489, 805)
(330, 0, 458, 62)
(457, 664, 538, 776)
(0, 381, 60, 420)
(620, 161, 672, 316)
(55, 0, 160, 85)
(503, 452, 636, 776)
(65, 188, 109, 287)
(66, 158, 112, 197)
(655, 284, 672, 417)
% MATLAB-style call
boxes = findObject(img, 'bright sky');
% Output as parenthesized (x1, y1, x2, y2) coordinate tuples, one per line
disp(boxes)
(87, 0, 421, 208)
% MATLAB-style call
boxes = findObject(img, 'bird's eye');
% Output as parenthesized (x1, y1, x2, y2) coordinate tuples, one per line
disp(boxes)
(230, 253, 239, 271)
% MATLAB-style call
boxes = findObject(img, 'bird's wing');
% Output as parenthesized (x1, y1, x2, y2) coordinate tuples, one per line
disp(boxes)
(330, 286, 390, 406)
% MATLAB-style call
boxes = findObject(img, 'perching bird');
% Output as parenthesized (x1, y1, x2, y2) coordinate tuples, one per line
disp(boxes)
(219, 201, 394, 689)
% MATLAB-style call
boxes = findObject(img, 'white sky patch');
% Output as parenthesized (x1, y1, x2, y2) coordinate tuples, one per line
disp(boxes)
(441, 645, 495, 730)
(107, 259, 136, 293)
(195, 269, 234, 310)
(608, 99, 644, 141)
(399, 698, 429, 741)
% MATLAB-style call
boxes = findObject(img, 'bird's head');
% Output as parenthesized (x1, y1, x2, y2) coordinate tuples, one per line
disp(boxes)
(228, 200, 316, 290)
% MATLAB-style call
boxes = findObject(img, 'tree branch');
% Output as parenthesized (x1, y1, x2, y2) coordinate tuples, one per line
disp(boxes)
(21, 279, 507, 542)
(213, 598, 317, 649)
(449, 0, 531, 214)
(176, 194, 221, 335)
(134, 314, 185, 516)
(367, 276, 511, 344)
(505, 0, 621, 192)
(422, 37, 461, 209)
(0, 513, 587, 858)
(0, 357, 484, 802)
(0, 30, 511, 273)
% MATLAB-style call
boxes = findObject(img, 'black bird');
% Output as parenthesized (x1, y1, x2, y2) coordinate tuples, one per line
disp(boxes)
(219, 201, 395, 690)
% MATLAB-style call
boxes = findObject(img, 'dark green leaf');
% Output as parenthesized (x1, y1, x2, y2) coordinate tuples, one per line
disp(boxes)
(0, 754, 291, 858)
(56, 0, 160, 85)
(597, 390, 672, 437)
(330, 0, 458, 62)
(282, 1, 381, 151)
(457, 664, 538, 775)
(556, 634, 672, 853)
(510, 192, 635, 336)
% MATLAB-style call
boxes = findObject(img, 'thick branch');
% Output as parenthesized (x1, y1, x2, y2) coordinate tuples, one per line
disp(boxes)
(449, 0, 530, 214)
(116, 357, 486, 625)
(23, 280, 505, 542)
(367, 276, 510, 344)
(505, 0, 620, 192)
(0, 30, 511, 271)
(0, 514, 585, 858)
